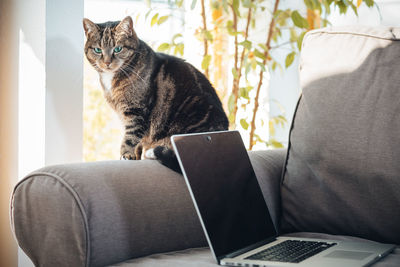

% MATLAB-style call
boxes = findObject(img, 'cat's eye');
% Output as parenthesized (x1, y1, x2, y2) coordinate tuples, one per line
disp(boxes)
(114, 46, 123, 53)
(93, 47, 102, 54)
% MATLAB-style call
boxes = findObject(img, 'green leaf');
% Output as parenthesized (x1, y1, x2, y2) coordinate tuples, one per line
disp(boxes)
(245, 62, 251, 75)
(277, 115, 288, 125)
(172, 33, 183, 43)
(272, 61, 277, 71)
(271, 60, 283, 73)
(253, 49, 266, 60)
(349, 2, 358, 16)
(313, 0, 322, 13)
(251, 58, 257, 70)
(269, 120, 276, 136)
(275, 9, 291, 27)
(257, 61, 266, 72)
(191, 0, 197, 10)
(232, 0, 240, 17)
(269, 139, 284, 148)
(291, 11, 309, 29)
(297, 31, 306, 51)
(240, 119, 249, 130)
(157, 43, 170, 52)
(364, 0, 374, 7)
(176, 43, 184, 56)
(145, 9, 151, 20)
(272, 27, 280, 43)
(336, 1, 348, 14)
(289, 28, 297, 42)
(204, 30, 213, 41)
(285, 51, 296, 68)
(321, 18, 331, 27)
(322, 0, 331, 14)
(157, 15, 169, 25)
(175, 0, 184, 8)
(242, 0, 251, 8)
(228, 93, 235, 114)
(239, 40, 252, 50)
(201, 55, 212, 70)
(135, 14, 141, 24)
(305, 0, 321, 12)
(222, 0, 229, 13)
(239, 87, 249, 100)
(228, 113, 235, 124)
(151, 13, 159, 27)
(304, 0, 314, 9)
(258, 43, 268, 52)
(227, 20, 236, 35)
(232, 67, 239, 79)
(254, 133, 264, 143)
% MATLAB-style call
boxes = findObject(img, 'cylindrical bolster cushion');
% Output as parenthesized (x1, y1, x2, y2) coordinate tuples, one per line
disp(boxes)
(11, 149, 286, 267)
(11, 160, 207, 267)
(12, 172, 88, 267)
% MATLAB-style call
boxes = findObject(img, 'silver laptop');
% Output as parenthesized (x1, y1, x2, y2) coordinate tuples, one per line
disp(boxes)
(171, 130, 395, 267)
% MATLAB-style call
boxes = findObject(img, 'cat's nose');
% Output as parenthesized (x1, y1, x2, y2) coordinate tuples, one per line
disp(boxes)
(105, 61, 111, 67)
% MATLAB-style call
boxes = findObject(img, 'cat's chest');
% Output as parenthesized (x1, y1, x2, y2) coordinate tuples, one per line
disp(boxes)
(100, 72, 114, 92)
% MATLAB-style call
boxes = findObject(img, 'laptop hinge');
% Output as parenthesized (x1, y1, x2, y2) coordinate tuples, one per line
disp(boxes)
(218, 236, 277, 262)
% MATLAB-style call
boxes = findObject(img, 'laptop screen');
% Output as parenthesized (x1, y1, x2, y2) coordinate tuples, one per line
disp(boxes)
(172, 131, 277, 260)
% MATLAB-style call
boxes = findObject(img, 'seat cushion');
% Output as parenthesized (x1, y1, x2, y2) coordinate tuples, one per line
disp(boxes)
(281, 26, 400, 244)
(107, 233, 400, 267)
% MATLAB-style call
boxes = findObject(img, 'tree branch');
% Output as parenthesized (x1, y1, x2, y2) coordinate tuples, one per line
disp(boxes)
(249, 0, 280, 150)
(229, 2, 239, 127)
(200, 0, 209, 78)
(232, 1, 254, 128)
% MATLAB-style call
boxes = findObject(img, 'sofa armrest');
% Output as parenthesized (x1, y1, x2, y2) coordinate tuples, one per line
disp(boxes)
(11, 149, 286, 267)
(248, 149, 286, 231)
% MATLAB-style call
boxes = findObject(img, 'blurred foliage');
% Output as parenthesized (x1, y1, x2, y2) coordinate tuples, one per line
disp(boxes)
(83, 0, 377, 161)
(142, 0, 376, 149)
(141, 0, 375, 150)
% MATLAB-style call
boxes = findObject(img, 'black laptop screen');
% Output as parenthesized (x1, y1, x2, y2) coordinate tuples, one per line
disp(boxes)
(172, 131, 277, 259)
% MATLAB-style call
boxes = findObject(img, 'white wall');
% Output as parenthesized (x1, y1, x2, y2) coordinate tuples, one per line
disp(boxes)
(45, 0, 84, 165)
(0, 0, 84, 266)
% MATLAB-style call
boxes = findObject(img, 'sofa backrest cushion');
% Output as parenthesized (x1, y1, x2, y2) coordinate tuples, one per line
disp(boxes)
(281, 26, 400, 244)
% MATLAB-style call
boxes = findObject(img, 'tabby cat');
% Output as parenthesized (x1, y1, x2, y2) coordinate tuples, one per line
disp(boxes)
(83, 16, 228, 172)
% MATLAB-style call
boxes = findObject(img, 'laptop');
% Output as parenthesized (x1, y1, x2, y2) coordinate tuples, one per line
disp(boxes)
(171, 130, 395, 267)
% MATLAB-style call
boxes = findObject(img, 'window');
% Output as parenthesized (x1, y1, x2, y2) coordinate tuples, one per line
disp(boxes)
(83, 0, 187, 161)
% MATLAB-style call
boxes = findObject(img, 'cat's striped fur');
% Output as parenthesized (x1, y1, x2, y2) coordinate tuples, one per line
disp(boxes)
(83, 16, 228, 172)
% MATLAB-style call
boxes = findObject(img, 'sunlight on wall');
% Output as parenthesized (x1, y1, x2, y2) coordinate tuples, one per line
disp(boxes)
(18, 29, 46, 174)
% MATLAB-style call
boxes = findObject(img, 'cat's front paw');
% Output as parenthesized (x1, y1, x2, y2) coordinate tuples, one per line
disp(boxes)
(120, 151, 136, 160)
(120, 143, 139, 160)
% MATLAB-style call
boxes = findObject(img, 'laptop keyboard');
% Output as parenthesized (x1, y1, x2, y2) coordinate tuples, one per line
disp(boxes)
(245, 240, 337, 263)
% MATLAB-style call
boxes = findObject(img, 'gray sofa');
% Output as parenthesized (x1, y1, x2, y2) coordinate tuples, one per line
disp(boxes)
(11, 26, 400, 266)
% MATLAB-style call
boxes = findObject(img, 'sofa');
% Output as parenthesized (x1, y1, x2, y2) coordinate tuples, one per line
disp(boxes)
(11, 26, 400, 266)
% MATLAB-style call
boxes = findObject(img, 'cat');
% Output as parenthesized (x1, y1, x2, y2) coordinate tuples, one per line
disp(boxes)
(83, 16, 228, 172)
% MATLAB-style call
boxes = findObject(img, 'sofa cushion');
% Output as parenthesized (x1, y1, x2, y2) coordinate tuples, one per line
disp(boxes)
(107, 233, 400, 267)
(281, 26, 400, 244)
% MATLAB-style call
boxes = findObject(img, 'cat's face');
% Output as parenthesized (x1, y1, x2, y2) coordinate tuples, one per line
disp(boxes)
(83, 16, 139, 73)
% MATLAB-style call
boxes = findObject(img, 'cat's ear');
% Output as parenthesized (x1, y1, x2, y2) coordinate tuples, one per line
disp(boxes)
(116, 16, 137, 38)
(83, 18, 98, 37)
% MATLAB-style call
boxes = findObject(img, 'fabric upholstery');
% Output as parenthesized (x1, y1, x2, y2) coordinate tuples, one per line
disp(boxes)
(108, 233, 400, 267)
(11, 149, 286, 267)
(281, 26, 400, 244)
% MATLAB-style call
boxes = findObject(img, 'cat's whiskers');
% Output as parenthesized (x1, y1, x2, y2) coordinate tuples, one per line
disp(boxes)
(119, 68, 137, 88)
(121, 65, 146, 84)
